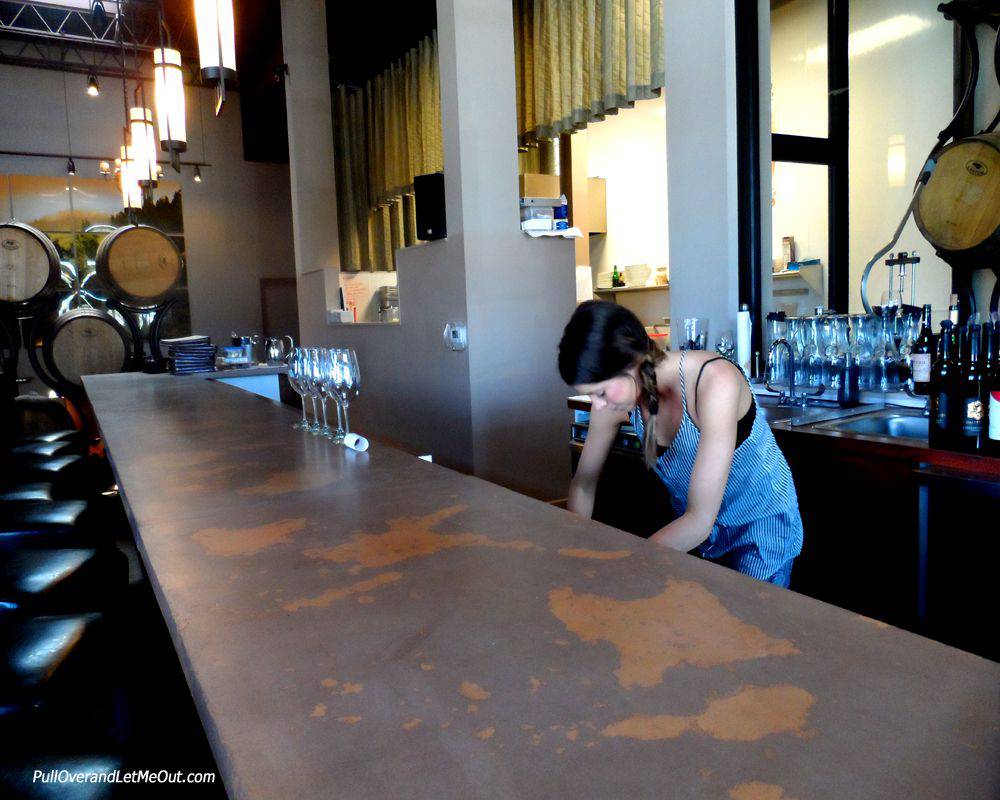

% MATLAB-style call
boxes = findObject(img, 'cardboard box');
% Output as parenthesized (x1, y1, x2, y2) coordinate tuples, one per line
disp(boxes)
(519, 173, 561, 199)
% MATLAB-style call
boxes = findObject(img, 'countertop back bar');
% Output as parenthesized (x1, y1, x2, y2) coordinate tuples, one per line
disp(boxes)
(84, 372, 999, 800)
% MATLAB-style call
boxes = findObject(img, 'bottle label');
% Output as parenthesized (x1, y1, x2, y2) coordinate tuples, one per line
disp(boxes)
(990, 392, 1000, 442)
(911, 353, 931, 383)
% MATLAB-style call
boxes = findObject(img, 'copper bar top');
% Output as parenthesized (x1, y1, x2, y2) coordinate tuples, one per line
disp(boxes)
(84, 373, 999, 800)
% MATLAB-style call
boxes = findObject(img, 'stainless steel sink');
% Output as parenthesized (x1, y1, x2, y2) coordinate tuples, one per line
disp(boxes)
(758, 404, 801, 423)
(817, 411, 929, 440)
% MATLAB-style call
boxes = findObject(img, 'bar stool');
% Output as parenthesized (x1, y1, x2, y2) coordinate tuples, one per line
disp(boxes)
(0, 613, 124, 758)
(0, 484, 54, 502)
(0, 501, 102, 551)
(0, 549, 127, 617)
(0, 456, 113, 501)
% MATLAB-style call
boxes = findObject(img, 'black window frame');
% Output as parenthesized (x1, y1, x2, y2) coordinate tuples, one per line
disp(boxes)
(737, 0, 850, 357)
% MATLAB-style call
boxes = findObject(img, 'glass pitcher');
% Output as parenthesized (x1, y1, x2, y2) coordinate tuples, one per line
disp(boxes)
(265, 335, 295, 365)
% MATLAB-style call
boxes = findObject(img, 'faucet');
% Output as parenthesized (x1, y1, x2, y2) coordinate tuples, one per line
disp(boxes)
(765, 338, 825, 406)
(765, 339, 796, 403)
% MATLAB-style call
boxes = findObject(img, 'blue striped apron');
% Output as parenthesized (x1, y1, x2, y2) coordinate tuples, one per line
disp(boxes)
(630, 350, 803, 587)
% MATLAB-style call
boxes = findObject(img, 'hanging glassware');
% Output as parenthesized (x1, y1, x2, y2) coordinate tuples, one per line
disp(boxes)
(129, 107, 158, 186)
(153, 47, 187, 153)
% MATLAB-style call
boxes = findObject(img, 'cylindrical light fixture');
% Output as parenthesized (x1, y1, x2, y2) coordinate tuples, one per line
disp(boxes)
(66, 157, 76, 176)
(119, 145, 143, 210)
(193, 165, 203, 183)
(86, 73, 100, 97)
(153, 47, 187, 153)
(129, 106, 158, 186)
(194, 0, 237, 82)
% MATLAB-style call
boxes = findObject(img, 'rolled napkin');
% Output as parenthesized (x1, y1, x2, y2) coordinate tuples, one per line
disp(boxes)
(343, 433, 369, 452)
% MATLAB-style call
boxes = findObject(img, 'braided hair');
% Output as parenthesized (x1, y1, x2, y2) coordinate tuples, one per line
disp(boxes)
(558, 300, 666, 468)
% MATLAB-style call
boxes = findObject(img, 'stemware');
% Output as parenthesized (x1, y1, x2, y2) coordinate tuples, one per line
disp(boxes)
(311, 348, 336, 438)
(304, 348, 324, 434)
(287, 347, 312, 431)
(332, 349, 361, 438)
(325, 348, 346, 443)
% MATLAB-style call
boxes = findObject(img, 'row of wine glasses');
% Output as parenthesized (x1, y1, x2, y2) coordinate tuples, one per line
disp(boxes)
(287, 347, 361, 441)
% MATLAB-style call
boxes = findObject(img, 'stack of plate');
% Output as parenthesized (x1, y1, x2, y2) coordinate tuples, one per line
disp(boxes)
(596, 271, 614, 289)
(165, 336, 216, 375)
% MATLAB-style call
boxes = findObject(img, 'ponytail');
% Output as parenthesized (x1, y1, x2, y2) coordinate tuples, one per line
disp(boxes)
(638, 346, 665, 468)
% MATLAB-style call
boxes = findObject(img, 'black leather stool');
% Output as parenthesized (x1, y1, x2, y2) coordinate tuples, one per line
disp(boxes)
(0, 501, 101, 551)
(0, 456, 113, 501)
(0, 549, 127, 616)
(0, 614, 123, 755)
(0, 484, 54, 502)
(5, 441, 88, 459)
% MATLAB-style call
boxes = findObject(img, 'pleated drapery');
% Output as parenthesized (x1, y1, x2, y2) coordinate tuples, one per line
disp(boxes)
(514, 0, 665, 144)
(333, 32, 443, 271)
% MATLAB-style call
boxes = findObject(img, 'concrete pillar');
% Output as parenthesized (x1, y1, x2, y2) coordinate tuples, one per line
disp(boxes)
(278, 0, 340, 279)
(663, 0, 740, 348)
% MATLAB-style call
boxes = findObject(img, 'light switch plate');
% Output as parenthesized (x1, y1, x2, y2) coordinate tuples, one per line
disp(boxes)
(443, 322, 467, 351)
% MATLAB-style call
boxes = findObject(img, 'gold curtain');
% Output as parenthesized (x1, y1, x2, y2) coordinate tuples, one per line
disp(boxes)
(332, 32, 443, 272)
(514, 0, 664, 143)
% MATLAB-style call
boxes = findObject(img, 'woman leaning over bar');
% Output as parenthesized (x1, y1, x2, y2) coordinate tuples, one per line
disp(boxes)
(558, 301, 803, 587)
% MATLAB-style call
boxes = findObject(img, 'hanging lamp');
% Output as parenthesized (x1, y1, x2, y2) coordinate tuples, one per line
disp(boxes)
(129, 106, 158, 187)
(119, 145, 143, 210)
(194, 0, 236, 114)
(153, 47, 187, 153)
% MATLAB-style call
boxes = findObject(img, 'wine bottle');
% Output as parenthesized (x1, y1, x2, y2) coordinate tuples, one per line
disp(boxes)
(929, 321, 956, 451)
(948, 293, 960, 326)
(909, 303, 934, 396)
(955, 325, 984, 453)
(984, 321, 1000, 458)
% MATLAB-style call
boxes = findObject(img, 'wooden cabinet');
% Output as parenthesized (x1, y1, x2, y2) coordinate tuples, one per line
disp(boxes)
(587, 177, 607, 234)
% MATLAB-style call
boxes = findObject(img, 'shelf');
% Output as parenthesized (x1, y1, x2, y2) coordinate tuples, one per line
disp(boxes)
(594, 283, 669, 294)
(773, 264, 822, 279)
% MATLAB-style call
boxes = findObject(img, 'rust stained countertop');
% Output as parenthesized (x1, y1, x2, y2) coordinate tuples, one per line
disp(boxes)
(85, 373, 999, 800)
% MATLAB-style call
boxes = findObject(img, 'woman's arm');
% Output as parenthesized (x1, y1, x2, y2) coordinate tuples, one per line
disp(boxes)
(648, 364, 742, 551)
(567, 405, 627, 518)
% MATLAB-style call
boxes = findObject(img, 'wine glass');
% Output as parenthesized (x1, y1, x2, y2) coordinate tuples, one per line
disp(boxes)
(326, 349, 346, 443)
(287, 347, 311, 431)
(332, 349, 361, 438)
(305, 348, 324, 434)
(312, 348, 335, 438)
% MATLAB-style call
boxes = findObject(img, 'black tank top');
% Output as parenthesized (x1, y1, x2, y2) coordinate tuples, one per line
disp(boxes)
(655, 357, 756, 455)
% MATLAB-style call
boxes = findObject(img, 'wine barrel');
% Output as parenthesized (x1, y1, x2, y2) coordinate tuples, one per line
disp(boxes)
(41, 308, 133, 390)
(0, 221, 60, 309)
(914, 132, 1000, 266)
(95, 224, 183, 307)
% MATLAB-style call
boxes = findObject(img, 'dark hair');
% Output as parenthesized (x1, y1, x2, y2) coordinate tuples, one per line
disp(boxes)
(558, 300, 665, 467)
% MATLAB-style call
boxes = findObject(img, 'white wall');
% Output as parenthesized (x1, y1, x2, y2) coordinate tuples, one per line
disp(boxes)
(587, 96, 669, 278)
(0, 63, 295, 347)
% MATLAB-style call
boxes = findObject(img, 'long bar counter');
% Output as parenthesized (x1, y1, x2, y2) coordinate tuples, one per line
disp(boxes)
(84, 373, 999, 799)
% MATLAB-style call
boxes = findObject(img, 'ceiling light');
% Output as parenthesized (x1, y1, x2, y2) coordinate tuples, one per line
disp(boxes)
(119, 144, 143, 210)
(86, 73, 100, 97)
(194, 0, 237, 83)
(193, 164, 202, 183)
(67, 157, 76, 175)
(129, 106, 158, 187)
(153, 48, 187, 153)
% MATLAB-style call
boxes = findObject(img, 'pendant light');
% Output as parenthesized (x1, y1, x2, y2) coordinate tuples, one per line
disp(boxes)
(86, 73, 100, 97)
(119, 145, 143, 210)
(193, 165, 202, 183)
(194, 0, 237, 83)
(129, 106, 158, 187)
(153, 47, 187, 153)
